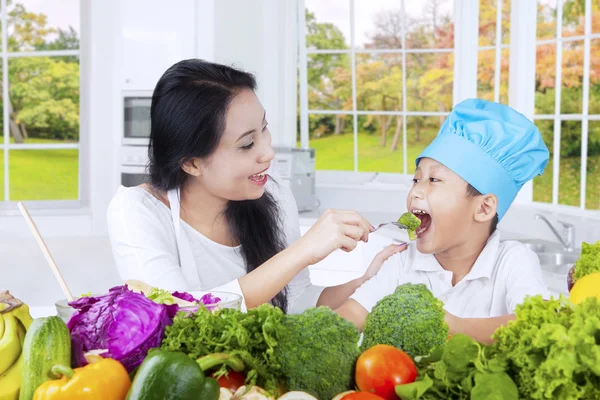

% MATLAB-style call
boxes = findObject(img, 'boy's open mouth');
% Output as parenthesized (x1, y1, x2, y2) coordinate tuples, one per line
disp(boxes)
(412, 209, 432, 237)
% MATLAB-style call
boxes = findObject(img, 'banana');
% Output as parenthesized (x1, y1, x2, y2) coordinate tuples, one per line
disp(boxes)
(0, 351, 24, 400)
(10, 303, 33, 331)
(0, 312, 5, 339)
(0, 315, 22, 376)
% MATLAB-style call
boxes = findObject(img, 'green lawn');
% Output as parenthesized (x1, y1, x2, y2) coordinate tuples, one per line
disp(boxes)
(0, 147, 79, 201)
(308, 132, 600, 210)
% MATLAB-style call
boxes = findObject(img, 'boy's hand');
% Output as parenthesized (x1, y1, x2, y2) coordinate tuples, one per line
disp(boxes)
(363, 243, 408, 280)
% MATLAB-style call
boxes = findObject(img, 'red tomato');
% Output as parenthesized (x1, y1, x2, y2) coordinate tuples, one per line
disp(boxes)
(341, 393, 385, 400)
(213, 371, 246, 393)
(355, 344, 418, 400)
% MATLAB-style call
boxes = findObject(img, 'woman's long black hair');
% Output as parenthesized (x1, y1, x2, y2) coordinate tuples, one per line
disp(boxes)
(148, 59, 288, 312)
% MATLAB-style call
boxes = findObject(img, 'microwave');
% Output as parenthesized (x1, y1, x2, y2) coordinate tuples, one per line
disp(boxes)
(123, 96, 151, 146)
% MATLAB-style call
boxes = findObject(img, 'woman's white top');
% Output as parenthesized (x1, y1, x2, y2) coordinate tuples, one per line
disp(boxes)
(106, 176, 325, 313)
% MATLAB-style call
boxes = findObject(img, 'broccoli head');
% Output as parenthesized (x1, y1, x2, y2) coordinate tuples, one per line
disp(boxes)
(398, 212, 421, 240)
(573, 240, 600, 282)
(360, 283, 448, 358)
(275, 306, 360, 399)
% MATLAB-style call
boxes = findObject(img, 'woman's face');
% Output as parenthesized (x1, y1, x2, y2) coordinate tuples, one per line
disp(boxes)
(196, 88, 275, 201)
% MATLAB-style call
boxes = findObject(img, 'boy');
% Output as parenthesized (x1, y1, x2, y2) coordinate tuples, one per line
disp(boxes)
(336, 98, 551, 345)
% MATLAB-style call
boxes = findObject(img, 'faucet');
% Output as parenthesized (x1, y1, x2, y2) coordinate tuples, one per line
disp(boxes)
(535, 214, 575, 252)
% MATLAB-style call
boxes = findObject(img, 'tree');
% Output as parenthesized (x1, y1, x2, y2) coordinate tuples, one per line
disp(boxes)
(0, 2, 80, 143)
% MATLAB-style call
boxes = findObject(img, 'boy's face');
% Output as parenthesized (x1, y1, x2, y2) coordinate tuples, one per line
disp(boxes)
(407, 158, 481, 254)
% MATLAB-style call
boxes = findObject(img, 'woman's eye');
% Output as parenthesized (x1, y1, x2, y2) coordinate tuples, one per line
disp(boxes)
(241, 142, 255, 150)
(262, 122, 269, 132)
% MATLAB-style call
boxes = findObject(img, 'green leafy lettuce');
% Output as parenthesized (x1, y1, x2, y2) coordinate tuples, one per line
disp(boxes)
(573, 240, 600, 282)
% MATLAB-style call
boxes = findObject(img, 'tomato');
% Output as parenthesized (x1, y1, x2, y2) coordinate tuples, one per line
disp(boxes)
(341, 392, 385, 400)
(355, 344, 418, 400)
(213, 370, 246, 393)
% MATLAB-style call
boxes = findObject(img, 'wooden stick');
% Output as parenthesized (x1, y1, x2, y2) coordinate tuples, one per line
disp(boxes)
(17, 202, 74, 302)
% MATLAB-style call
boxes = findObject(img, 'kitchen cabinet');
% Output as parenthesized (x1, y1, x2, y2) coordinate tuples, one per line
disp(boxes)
(120, 0, 196, 91)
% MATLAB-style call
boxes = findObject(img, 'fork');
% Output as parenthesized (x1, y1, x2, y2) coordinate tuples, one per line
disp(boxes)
(373, 221, 407, 231)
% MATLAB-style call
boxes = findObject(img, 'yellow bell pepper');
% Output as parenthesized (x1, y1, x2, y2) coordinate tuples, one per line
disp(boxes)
(33, 358, 131, 400)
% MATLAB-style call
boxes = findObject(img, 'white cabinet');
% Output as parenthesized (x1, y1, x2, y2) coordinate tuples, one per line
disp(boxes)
(120, 0, 197, 91)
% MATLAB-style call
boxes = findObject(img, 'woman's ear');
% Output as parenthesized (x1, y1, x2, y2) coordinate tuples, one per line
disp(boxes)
(180, 157, 203, 177)
(474, 194, 498, 223)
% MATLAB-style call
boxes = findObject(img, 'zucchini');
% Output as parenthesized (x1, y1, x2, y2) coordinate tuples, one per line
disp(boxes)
(19, 316, 71, 400)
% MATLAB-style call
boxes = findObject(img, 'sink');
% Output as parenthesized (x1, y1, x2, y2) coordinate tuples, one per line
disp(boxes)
(518, 239, 564, 253)
(536, 252, 578, 275)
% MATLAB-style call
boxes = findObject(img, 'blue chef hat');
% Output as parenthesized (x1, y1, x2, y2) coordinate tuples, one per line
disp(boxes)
(416, 98, 549, 220)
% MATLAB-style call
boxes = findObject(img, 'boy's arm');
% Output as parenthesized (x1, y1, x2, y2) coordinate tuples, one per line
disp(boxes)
(335, 299, 369, 331)
(445, 313, 515, 345)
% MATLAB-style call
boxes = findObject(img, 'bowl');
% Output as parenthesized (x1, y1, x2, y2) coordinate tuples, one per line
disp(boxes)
(178, 291, 243, 312)
(55, 291, 243, 323)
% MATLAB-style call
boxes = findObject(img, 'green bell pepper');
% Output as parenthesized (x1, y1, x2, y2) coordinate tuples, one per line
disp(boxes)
(126, 349, 219, 400)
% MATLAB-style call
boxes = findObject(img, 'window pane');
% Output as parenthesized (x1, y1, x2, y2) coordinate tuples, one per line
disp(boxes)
(9, 57, 79, 143)
(0, 150, 4, 201)
(405, 0, 454, 49)
(590, 39, 600, 115)
(305, 0, 350, 50)
(479, 0, 510, 46)
(356, 53, 402, 111)
(406, 116, 443, 174)
(357, 114, 403, 173)
(406, 52, 453, 112)
(562, 0, 584, 38)
(533, 120, 554, 203)
(308, 114, 353, 171)
(535, 44, 556, 114)
(9, 149, 78, 200)
(308, 53, 351, 111)
(594, 1, 600, 33)
(587, 121, 600, 209)
(477, 50, 495, 101)
(477, 48, 509, 104)
(8, 0, 80, 52)
(561, 40, 583, 114)
(537, 0, 557, 41)
(354, 1, 404, 49)
(558, 121, 582, 206)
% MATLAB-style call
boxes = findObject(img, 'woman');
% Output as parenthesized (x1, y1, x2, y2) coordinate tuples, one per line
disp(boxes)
(107, 59, 400, 313)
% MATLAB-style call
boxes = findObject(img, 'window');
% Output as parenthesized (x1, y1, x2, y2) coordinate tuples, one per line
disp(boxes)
(533, 0, 600, 210)
(0, 0, 80, 207)
(298, 0, 454, 175)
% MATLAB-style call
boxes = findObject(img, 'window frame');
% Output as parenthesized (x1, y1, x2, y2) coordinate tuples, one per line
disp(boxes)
(0, 0, 84, 212)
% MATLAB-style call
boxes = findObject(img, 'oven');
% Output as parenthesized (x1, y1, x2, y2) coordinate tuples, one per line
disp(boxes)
(122, 94, 152, 146)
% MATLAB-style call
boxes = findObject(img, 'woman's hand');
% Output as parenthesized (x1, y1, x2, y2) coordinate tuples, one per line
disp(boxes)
(293, 209, 373, 266)
(363, 243, 408, 280)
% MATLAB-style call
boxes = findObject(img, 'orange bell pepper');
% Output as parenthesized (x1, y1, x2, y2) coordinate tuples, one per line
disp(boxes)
(33, 358, 131, 400)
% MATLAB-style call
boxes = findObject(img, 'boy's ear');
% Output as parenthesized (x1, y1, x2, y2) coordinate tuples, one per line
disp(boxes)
(474, 194, 498, 223)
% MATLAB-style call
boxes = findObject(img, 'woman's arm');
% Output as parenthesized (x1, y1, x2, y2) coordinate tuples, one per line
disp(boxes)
(445, 313, 515, 345)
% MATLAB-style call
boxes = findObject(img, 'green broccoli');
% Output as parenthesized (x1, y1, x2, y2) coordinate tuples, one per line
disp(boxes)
(275, 306, 360, 399)
(361, 283, 449, 358)
(399, 212, 421, 240)
(573, 240, 600, 282)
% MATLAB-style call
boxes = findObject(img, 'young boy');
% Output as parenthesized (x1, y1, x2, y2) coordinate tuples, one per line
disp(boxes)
(336, 98, 551, 345)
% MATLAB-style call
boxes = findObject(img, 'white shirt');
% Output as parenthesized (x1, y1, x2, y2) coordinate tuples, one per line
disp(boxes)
(106, 176, 325, 314)
(351, 231, 550, 318)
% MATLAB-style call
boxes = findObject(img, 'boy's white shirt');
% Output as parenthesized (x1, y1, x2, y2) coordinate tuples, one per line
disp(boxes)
(351, 231, 550, 318)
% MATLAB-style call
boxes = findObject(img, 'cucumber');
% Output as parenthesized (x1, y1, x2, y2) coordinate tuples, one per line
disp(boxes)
(19, 316, 71, 400)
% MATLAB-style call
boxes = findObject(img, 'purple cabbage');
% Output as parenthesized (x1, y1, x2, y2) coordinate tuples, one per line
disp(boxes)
(172, 291, 222, 305)
(67, 285, 177, 372)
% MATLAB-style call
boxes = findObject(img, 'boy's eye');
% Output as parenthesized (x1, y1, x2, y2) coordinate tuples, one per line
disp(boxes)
(429, 177, 440, 183)
(412, 178, 419, 184)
